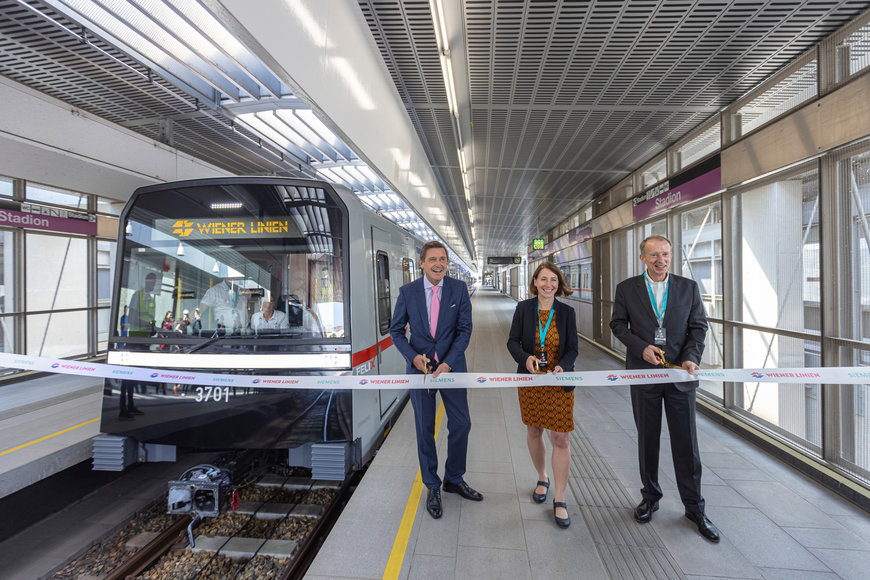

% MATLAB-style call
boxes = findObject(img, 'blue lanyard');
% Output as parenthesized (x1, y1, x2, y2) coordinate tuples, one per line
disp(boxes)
(537, 303, 555, 352)
(644, 273, 668, 326)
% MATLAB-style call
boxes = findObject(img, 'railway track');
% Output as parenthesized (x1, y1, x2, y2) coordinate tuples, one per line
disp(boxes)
(49, 467, 354, 580)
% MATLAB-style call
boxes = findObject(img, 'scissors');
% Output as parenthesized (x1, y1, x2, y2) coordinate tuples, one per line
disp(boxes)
(421, 354, 431, 383)
(531, 357, 547, 375)
(654, 347, 683, 369)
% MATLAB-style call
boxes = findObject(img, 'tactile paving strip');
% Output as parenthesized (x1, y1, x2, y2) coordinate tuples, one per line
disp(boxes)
(569, 428, 684, 579)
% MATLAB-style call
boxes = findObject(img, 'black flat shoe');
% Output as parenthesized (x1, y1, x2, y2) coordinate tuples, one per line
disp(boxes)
(532, 479, 550, 503)
(685, 511, 720, 543)
(426, 487, 442, 519)
(553, 501, 570, 528)
(634, 499, 659, 523)
(443, 480, 483, 501)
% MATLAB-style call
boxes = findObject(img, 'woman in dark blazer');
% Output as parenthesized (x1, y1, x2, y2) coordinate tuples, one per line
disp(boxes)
(507, 261, 578, 528)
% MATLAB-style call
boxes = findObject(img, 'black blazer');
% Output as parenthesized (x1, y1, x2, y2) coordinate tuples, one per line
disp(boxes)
(507, 297, 579, 373)
(609, 273, 708, 392)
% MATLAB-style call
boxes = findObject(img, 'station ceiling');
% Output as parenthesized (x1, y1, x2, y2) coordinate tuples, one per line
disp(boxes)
(1, 0, 869, 267)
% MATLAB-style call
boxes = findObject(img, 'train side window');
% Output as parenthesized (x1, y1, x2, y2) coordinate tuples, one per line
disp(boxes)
(376, 251, 391, 335)
(402, 257, 413, 285)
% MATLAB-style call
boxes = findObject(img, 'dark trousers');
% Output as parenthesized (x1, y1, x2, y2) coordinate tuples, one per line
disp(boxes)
(409, 387, 471, 489)
(631, 382, 705, 514)
(119, 380, 135, 415)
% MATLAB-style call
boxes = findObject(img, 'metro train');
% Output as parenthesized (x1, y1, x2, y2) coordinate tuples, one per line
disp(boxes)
(101, 177, 421, 474)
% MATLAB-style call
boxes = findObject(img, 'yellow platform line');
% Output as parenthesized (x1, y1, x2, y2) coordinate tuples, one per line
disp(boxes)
(383, 401, 445, 580)
(0, 417, 99, 457)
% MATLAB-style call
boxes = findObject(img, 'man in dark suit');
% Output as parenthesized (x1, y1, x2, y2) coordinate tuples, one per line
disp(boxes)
(390, 240, 481, 519)
(610, 235, 720, 542)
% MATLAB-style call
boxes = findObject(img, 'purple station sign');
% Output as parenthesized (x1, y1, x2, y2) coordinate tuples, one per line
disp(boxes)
(0, 207, 97, 236)
(632, 166, 721, 222)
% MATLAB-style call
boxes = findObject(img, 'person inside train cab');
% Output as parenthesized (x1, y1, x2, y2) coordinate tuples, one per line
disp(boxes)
(175, 309, 191, 335)
(251, 298, 289, 333)
(389, 240, 481, 520)
(197, 275, 248, 335)
(191, 307, 202, 336)
(507, 261, 578, 528)
(128, 271, 157, 337)
(609, 235, 720, 543)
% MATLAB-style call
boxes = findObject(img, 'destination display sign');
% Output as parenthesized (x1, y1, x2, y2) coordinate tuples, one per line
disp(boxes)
(486, 256, 522, 265)
(157, 218, 298, 240)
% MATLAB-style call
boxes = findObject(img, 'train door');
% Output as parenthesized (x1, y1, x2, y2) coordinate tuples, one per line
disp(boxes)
(371, 226, 401, 417)
(593, 237, 612, 345)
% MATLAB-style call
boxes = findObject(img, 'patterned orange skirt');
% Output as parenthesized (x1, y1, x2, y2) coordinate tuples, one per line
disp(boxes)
(518, 385, 574, 432)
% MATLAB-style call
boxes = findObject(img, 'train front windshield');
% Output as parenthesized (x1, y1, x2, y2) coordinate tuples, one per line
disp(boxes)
(111, 181, 347, 355)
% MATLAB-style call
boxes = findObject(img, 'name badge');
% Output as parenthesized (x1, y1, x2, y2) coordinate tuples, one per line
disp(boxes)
(538, 351, 548, 369)
(654, 327, 667, 345)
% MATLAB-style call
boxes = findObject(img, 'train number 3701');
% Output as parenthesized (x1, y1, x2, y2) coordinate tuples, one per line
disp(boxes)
(195, 386, 230, 403)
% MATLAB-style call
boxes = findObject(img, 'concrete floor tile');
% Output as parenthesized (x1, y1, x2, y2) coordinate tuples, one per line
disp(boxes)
(455, 546, 531, 580)
(408, 554, 456, 579)
(757, 568, 840, 580)
(700, 483, 755, 508)
(650, 512, 763, 578)
(415, 492, 461, 557)
(697, 451, 759, 470)
(457, 492, 525, 550)
(462, 470, 516, 495)
(306, 519, 401, 578)
(808, 547, 869, 580)
(710, 507, 830, 572)
(833, 512, 870, 539)
(524, 516, 608, 580)
(464, 459, 515, 475)
(582, 429, 637, 459)
(728, 480, 839, 528)
(784, 526, 870, 550)
(709, 467, 775, 482)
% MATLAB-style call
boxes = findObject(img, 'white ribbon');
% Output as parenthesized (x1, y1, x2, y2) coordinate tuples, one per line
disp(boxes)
(2, 353, 869, 390)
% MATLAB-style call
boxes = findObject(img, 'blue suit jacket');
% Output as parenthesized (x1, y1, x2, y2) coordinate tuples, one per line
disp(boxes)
(389, 276, 472, 373)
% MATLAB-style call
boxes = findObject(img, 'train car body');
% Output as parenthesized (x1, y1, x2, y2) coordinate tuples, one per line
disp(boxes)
(101, 177, 417, 472)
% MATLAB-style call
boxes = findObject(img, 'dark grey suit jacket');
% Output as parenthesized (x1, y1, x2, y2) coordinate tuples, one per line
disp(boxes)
(609, 273, 708, 392)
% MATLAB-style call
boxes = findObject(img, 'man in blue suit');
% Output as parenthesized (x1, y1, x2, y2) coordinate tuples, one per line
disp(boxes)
(390, 240, 482, 519)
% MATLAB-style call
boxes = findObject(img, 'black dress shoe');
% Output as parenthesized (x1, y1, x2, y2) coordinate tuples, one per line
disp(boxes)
(553, 501, 571, 528)
(443, 480, 484, 501)
(685, 511, 720, 543)
(532, 479, 549, 503)
(426, 487, 442, 519)
(634, 499, 659, 523)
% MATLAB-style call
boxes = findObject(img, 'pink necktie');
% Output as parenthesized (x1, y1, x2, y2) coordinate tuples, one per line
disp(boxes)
(430, 286, 440, 338)
(430, 286, 440, 362)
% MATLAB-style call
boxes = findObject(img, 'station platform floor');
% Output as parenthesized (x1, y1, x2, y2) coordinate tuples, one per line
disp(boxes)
(306, 287, 870, 580)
